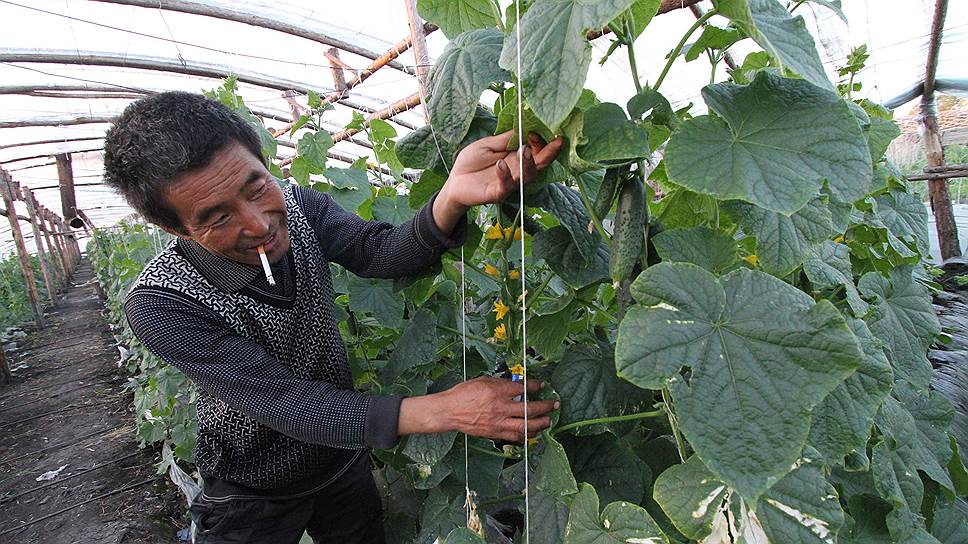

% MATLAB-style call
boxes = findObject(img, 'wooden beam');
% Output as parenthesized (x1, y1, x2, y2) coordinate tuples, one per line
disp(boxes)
(907, 169, 968, 181)
(0, 136, 103, 152)
(920, 0, 960, 259)
(0, 115, 115, 129)
(19, 184, 58, 304)
(87, 0, 413, 74)
(0, 171, 45, 327)
(0, 49, 414, 125)
(1, 147, 104, 166)
(403, 0, 431, 122)
(0, 84, 153, 96)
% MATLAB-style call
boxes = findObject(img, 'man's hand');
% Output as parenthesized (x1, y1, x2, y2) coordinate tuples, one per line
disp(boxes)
(431, 131, 564, 234)
(398, 376, 559, 442)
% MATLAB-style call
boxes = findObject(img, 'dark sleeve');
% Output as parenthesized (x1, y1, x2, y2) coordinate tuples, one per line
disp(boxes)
(292, 185, 467, 279)
(124, 287, 402, 449)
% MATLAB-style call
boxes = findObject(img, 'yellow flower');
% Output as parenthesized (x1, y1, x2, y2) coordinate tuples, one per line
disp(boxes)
(833, 235, 845, 243)
(512, 227, 523, 241)
(743, 254, 759, 266)
(503, 227, 513, 240)
(493, 300, 510, 320)
(492, 323, 507, 341)
(508, 363, 525, 376)
(484, 223, 504, 240)
(527, 437, 539, 447)
(508, 269, 520, 280)
(484, 264, 500, 277)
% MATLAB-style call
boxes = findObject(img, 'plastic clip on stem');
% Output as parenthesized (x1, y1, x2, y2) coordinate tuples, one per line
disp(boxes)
(257, 245, 275, 286)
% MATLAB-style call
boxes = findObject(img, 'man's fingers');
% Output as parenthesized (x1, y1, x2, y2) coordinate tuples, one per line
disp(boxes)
(534, 136, 564, 169)
(503, 399, 558, 419)
(522, 145, 538, 183)
(478, 130, 516, 152)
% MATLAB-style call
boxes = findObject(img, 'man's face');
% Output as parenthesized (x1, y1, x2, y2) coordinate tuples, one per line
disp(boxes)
(164, 141, 290, 266)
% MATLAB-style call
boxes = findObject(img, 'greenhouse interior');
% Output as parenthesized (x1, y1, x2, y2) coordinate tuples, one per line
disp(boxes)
(0, 0, 967, 542)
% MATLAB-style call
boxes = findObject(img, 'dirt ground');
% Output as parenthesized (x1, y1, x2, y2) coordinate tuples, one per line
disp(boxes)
(0, 259, 183, 544)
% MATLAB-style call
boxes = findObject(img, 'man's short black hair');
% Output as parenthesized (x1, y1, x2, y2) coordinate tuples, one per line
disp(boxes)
(103, 91, 265, 232)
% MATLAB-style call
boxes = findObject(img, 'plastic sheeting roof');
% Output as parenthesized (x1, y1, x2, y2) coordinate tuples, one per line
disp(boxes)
(0, 0, 965, 254)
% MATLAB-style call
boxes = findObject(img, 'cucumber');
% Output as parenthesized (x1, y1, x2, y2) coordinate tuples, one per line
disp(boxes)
(591, 166, 627, 220)
(609, 174, 647, 285)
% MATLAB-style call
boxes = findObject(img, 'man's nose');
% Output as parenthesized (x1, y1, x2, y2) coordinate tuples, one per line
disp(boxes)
(239, 204, 271, 238)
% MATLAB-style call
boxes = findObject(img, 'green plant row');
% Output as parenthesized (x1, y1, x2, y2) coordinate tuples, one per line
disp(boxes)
(0, 253, 52, 332)
(98, 0, 968, 540)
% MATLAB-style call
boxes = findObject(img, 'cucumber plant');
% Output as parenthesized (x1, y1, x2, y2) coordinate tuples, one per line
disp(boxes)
(97, 1, 968, 541)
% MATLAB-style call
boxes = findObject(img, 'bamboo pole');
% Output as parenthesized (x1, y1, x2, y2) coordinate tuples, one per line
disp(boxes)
(18, 183, 57, 304)
(270, 31, 425, 138)
(403, 0, 431, 122)
(2, 147, 104, 166)
(920, 0, 960, 259)
(0, 172, 45, 327)
(0, 136, 103, 152)
(87, 0, 414, 74)
(325, 48, 351, 93)
(279, 92, 421, 167)
(0, 115, 116, 130)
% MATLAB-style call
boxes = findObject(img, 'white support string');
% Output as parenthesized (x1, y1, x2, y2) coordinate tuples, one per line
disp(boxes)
(513, 0, 530, 539)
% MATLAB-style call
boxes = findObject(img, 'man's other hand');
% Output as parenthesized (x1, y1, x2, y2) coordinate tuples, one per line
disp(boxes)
(398, 376, 559, 443)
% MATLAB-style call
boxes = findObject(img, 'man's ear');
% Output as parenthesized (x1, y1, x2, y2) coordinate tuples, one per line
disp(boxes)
(159, 224, 192, 240)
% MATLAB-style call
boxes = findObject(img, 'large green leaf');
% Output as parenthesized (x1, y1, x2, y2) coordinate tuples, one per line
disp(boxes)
(719, 0, 834, 92)
(655, 453, 846, 544)
(651, 226, 738, 274)
(803, 241, 869, 317)
(529, 301, 575, 360)
(386, 308, 439, 378)
(297, 130, 334, 169)
(564, 483, 667, 544)
(499, 0, 637, 130)
(530, 183, 602, 263)
(551, 344, 643, 435)
(808, 318, 893, 464)
(653, 455, 728, 540)
(371, 194, 417, 225)
(616, 262, 860, 501)
(611, 0, 660, 41)
(529, 488, 571, 544)
(428, 28, 509, 143)
(574, 102, 650, 167)
(665, 72, 871, 214)
(858, 267, 940, 390)
(873, 190, 930, 255)
(728, 197, 835, 276)
(444, 527, 486, 544)
(417, 0, 499, 39)
(347, 275, 404, 328)
(532, 226, 610, 289)
(535, 431, 579, 498)
(324, 167, 373, 214)
(403, 431, 457, 466)
(396, 125, 456, 172)
(561, 433, 650, 505)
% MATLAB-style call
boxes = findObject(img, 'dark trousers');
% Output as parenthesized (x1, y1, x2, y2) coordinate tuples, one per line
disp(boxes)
(190, 454, 386, 544)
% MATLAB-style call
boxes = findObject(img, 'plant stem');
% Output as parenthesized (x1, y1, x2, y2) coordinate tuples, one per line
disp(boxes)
(552, 407, 666, 437)
(438, 324, 490, 344)
(469, 443, 519, 459)
(624, 20, 643, 93)
(654, 9, 717, 91)
(576, 180, 610, 241)
(662, 386, 688, 462)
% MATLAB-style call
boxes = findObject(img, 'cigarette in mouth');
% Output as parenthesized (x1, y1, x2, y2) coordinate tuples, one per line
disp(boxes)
(257, 245, 275, 286)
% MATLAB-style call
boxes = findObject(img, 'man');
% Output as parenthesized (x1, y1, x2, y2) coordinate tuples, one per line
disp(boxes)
(103, 92, 563, 543)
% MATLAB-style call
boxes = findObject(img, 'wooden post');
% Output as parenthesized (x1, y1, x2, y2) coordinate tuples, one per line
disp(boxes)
(921, 0, 960, 259)
(41, 207, 70, 278)
(35, 202, 66, 288)
(56, 153, 84, 229)
(403, 0, 431, 121)
(0, 172, 45, 327)
(18, 183, 57, 304)
(324, 48, 350, 92)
